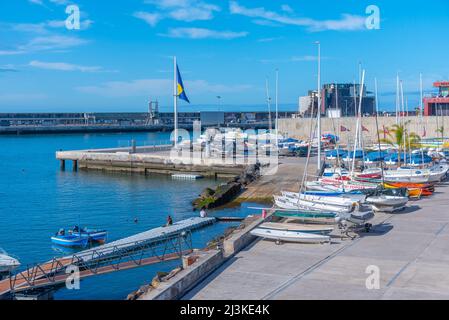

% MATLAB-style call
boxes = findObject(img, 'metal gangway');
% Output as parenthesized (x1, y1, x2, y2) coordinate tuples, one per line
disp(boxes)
(0, 217, 216, 298)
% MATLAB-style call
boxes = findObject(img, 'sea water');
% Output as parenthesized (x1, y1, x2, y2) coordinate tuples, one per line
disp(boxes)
(0, 132, 257, 300)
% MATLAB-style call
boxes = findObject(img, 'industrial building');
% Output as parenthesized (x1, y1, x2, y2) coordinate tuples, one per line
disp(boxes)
(299, 83, 376, 118)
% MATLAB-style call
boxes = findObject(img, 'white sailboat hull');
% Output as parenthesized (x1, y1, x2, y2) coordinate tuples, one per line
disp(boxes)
(274, 195, 353, 213)
(259, 222, 334, 235)
(251, 228, 331, 244)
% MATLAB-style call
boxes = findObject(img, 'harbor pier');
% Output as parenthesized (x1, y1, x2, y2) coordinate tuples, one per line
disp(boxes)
(56, 145, 249, 178)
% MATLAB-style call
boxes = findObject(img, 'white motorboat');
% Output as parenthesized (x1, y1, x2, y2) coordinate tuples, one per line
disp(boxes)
(259, 222, 334, 235)
(365, 195, 408, 212)
(0, 249, 20, 273)
(250, 228, 331, 244)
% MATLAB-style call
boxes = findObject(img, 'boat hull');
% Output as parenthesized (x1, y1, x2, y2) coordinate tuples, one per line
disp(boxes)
(259, 222, 333, 235)
(51, 235, 89, 247)
(251, 228, 331, 244)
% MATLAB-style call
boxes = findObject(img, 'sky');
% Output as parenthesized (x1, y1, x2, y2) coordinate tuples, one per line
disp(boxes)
(0, 0, 449, 113)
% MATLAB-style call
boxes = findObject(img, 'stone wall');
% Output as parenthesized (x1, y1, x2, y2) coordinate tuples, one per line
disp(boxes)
(279, 116, 449, 145)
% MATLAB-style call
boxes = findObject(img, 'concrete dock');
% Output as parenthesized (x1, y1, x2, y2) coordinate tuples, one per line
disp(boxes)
(236, 157, 317, 203)
(56, 145, 248, 178)
(184, 182, 449, 300)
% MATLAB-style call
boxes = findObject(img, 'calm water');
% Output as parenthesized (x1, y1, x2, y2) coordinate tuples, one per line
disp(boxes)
(0, 132, 256, 300)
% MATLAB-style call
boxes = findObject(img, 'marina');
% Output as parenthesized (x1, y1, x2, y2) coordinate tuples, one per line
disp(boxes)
(2, 0, 449, 306)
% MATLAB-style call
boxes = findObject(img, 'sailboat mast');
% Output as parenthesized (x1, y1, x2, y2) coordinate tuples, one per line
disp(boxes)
(400, 80, 407, 165)
(265, 78, 272, 132)
(374, 78, 385, 184)
(396, 73, 400, 125)
(420, 73, 425, 165)
(275, 69, 279, 142)
(173, 56, 178, 147)
(316, 41, 322, 170)
(351, 70, 365, 174)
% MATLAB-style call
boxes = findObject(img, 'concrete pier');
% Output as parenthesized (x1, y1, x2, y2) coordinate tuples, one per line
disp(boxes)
(56, 145, 248, 177)
(184, 182, 449, 300)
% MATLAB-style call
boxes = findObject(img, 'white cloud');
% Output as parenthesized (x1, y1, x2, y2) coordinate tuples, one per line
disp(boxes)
(160, 27, 248, 39)
(29, 60, 104, 72)
(136, 0, 220, 26)
(229, 1, 366, 32)
(28, 0, 44, 5)
(0, 65, 18, 72)
(0, 93, 47, 102)
(133, 12, 162, 27)
(20, 35, 88, 52)
(257, 37, 283, 42)
(0, 50, 26, 56)
(281, 4, 293, 13)
(77, 78, 253, 97)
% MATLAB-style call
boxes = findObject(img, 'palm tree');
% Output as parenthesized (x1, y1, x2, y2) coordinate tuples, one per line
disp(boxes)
(379, 122, 421, 166)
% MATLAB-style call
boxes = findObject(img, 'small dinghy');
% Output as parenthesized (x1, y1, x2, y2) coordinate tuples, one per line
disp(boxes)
(339, 210, 374, 226)
(365, 195, 408, 212)
(259, 222, 334, 235)
(0, 249, 20, 273)
(251, 228, 331, 244)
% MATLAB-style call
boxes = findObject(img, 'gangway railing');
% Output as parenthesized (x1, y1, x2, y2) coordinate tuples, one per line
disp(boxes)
(7, 231, 193, 295)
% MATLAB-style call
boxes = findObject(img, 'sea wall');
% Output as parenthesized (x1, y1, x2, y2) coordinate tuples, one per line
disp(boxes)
(279, 116, 449, 144)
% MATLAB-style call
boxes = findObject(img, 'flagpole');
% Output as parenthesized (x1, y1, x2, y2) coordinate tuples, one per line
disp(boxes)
(173, 56, 178, 147)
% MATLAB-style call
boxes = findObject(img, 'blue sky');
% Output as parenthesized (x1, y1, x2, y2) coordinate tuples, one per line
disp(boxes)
(1, 0, 449, 112)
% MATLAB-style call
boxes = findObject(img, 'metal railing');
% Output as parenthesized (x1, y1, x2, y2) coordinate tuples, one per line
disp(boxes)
(7, 231, 193, 295)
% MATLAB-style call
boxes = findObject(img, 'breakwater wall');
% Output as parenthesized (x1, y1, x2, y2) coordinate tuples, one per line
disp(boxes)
(279, 116, 449, 144)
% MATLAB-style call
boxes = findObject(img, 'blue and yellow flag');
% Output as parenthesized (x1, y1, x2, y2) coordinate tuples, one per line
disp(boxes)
(176, 64, 190, 103)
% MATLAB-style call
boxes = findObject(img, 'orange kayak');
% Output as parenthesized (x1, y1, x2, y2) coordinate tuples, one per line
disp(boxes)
(383, 182, 434, 198)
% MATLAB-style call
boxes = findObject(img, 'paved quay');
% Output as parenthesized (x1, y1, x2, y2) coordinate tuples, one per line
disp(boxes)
(236, 157, 317, 202)
(185, 181, 449, 300)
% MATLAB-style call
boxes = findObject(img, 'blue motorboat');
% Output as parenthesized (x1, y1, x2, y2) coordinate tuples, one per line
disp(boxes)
(71, 227, 108, 244)
(51, 231, 89, 248)
(51, 226, 108, 247)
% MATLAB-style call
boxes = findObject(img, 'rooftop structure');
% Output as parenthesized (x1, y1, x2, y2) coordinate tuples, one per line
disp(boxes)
(299, 83, 376, 118)
(424, 81, 449, 116)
